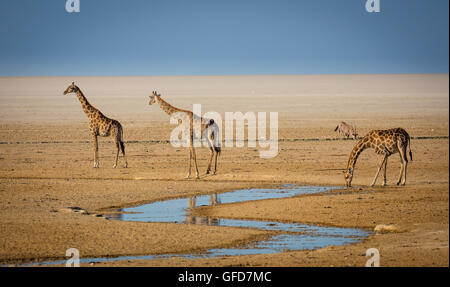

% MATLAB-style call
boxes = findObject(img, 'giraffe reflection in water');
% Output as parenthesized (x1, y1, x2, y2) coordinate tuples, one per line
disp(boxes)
(186, 193, 220, 226)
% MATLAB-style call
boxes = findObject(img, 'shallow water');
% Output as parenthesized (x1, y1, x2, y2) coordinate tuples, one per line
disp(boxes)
(114, 185, 338, 223)
(19, 184, 371, 266)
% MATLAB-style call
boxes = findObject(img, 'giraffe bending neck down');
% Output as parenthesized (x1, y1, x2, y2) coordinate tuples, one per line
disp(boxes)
(344, 128, 412, 187)
(149, 91, 221, 179)
(63, 82, 128, 168)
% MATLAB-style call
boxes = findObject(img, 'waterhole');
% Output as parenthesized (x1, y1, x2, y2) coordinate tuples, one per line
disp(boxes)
(20, 185, 370, 266)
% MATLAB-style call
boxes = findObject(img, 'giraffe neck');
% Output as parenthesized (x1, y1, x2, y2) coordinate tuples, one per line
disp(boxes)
(347, 137, 371, 170)
(155, 96, 184, 116)
(75, 89, 96, 117)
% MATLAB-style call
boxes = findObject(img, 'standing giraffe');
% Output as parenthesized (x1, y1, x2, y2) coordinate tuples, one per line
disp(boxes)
(148, 91, 221, 179)
(344, 128, 412, 187)
(63, 82, 128, 168)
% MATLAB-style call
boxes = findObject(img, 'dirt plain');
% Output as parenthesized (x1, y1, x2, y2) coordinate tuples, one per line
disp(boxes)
(0, 74, 448, 267)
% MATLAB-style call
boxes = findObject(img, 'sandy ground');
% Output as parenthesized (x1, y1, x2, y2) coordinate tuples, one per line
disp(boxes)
(0, 74, 448, 267)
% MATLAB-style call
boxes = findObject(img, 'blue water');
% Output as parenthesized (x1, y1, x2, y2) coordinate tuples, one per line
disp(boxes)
(117, 185, 338, 223)
(17, 184, 371, 266)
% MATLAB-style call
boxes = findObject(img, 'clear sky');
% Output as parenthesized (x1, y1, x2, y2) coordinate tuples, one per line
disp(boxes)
(0, 0, 448, 76)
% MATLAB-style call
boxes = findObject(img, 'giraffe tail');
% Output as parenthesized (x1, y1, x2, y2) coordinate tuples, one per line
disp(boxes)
(117, 122, 126, 155)
(408, 137, 412, 161)
(119, 141, 126, 155)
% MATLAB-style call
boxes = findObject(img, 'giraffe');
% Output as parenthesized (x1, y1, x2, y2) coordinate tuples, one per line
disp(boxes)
(63, 82, 128, 168)
(148, 91, 221, 179)
(344, 128, 412, 187)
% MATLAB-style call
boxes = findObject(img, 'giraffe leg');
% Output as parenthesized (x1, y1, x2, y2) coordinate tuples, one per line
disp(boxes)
(120, 141, 128, 168)
(186, 149, 192, 179)
(401, 160, 408, 185)
(206, 147, 214, 175)
(191, 146, 200, 179)
(400, 145, 408, 186)
(396, 153, 404, 185)
(206, 130, 218, 176)
(92, 134, 99, 168)
(113, 139, 119, 169)
(370, 155, 387, 187)
(213, 151, 218, 175)
(400, 161, 408, 185)
(396, 140, 408, 185)
(382, 157, 388, 186)
(187, 129, 200, 179)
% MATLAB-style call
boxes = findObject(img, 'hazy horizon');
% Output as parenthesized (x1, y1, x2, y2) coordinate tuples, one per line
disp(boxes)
(0, 72, 449, 79)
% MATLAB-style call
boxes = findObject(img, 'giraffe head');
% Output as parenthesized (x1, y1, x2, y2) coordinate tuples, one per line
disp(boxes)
(344, 167, 354, 187)
(63, 82, 79, 95)
(149, 91, 160, 105)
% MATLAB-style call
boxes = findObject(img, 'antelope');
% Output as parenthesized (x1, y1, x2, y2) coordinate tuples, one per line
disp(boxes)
(335, 121, 358, 139)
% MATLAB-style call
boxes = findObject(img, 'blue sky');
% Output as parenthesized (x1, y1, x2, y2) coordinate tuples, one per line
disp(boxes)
(0, 0, 448, 76)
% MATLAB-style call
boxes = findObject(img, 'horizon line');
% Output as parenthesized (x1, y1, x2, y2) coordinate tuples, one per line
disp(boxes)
(0, 72, 448, 78)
